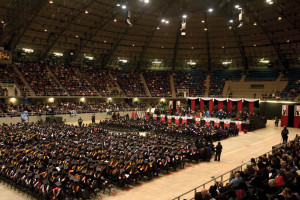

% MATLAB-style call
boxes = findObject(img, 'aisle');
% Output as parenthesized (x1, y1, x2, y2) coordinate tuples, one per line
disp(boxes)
(0, 121, 298, 200)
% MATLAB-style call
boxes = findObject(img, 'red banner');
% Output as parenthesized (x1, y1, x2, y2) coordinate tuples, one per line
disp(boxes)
(281, 105, 288, 127)
(218, 101, 223, 111)
(153, 114, 157, 120)
(227, 100, 232, 113)
(205, 119, 210, 126)
(195, 116, 200, 125)
(249, 102, 254, 113)
(160, 114, 165, 122)
(175, 116, 180, 125)
(131, 111, 135, 119)
(145, 112, 148, 120)
(200, 99, 204, 112)
(181, 116, 187, 125)
(224, 120, 230, 129)
(294, 105, 300, 128)
(191, 100, 195, 112)
(167, 116, 172, 124)
(236, 121, 242, 132)
(214, 119, 220, 128)
(237, 100, 243, 112)
(209, 100, 213, 114)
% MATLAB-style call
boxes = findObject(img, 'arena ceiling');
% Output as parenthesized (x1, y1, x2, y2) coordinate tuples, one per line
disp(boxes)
(0, 0, 300, 69)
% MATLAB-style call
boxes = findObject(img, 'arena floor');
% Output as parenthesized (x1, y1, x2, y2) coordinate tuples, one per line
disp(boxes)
(0, 120, 298, 200)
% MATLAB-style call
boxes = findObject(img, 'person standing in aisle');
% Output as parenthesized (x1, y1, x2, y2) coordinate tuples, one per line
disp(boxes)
(214, 142, 223, 162)
(281, 126, 289, 143)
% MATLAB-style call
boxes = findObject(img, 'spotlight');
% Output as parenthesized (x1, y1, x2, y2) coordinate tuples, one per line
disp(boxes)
(122, 5, 127, 9)
(116, 3, 121, 6)
(144, 0, 149, 3)
(49, 0, 53, 3)
(165, 20, 169, 24)
(208, 8, 213, 12)
(253, 22, 257, 25)
(157, 27, 160, 29)
(85, 10, 88, 14)
(161, 19, 166, 23)
(235, 5, 240, 8)
(182, 14, 187, 19)
(114, 18, 117, 22)
(229, 19, 234, 23)
(202, 20, 205, 23)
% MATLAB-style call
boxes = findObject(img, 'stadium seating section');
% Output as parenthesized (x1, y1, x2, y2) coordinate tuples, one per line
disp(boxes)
(174, 71, 207, 97)
(0, 63, 299, 99)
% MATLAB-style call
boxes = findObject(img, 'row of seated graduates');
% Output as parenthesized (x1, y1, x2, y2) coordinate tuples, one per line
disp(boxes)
(0, 119, 239, 199)
(194, 138, 300, 200)
(100, 119, 239, 163)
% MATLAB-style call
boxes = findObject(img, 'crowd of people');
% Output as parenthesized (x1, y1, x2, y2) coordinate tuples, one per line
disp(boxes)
(50, 64, 96, 96)
(194, 138, 299, 200)
(111, 68, 147, 97)
(144, 70, 172, 97)
(0, 101, 147, 116)
(0, 118, 237, 200)
(80, 66, 117, 96)
(0, 64, 29, 96)
(16, 62, 67, 96)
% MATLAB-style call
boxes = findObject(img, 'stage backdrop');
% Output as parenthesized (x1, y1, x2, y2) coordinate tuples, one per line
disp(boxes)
(294, 105, 300, 128)
(281, 105, 288, 127)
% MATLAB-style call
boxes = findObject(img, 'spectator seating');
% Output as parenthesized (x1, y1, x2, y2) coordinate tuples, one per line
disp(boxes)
(80, 66, 117, 96)
(281, 68, 300, 98)
(209, 70, 242, 96)
(111, 68, 147, 97)
(49, 64, 97, 96)
(17, 62, 67, 96)
(0, 64, 29, 95)
(245, 69, 279, 81)
(144, 70, 172, 97)
(174, 71, 207, 97)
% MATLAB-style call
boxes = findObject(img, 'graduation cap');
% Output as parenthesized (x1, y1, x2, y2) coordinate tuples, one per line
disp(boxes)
(34, 174, 40, 179)
(43, 179, 49, 185)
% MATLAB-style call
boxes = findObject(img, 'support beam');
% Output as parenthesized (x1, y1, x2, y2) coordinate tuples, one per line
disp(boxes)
(172, 20, 181, 70)
(246, 4, 288, 68)
(204, 13, 211, 72)
(233, 28, 248, 71)
(102, 3, 165, 67)
(41, 1, 94, 59)
(0, 0, 48, 49)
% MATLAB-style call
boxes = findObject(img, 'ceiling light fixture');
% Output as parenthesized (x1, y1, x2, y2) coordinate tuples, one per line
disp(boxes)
(85, 10, 88, 14)
(208, 8, 213, 13)
(49, 0, 53, 3)
(182, 14, 187, 19)
(229, 19, 234, 23)
(122, 5, 127, 9)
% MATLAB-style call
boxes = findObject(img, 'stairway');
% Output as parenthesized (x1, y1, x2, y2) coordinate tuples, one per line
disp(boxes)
(13, 64, 35, 96)
(140, 72, 151, 97)
(276, 73, 284, 82)
(75, 68, 101, 96)
(45, 66, 70, 96)
(222, 81, 230, 98)
(240, 74, 246, 82)
(169, 74, 176, 98)
(204, 74, 210, 97)
(109, 71, 124, 95)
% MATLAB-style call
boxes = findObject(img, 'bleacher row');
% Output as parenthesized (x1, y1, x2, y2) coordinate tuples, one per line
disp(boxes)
(0, 63, 299, 98)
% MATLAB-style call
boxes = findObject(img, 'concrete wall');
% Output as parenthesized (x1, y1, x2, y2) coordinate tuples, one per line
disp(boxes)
(0, 111, 132, 125)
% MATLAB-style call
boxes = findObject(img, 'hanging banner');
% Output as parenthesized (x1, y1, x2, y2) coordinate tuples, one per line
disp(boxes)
(167, 115, 172, 124)
(145, 112, 148, 120)
(160, 114, 165, 122)
(200, 99, 204, 112)
(175, 116, 180, 125)
(131, 110, 135, 119)
(191, 99, 196, 112)
(235, 121, 242, 132)
(227, 100, 232, 113)
(294, 105, 300, 128)
(224, 120, 230, 129)
(249, 102, 254, 113)
(218, 101, 223, 111)
(205, 119, 210, 126)
(181, 116, 187, 125)
(153, 114, 157, 120)
(195, 116, 200, 125)
(281, 105, 288, 127)
(237, 100, 243, 112)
